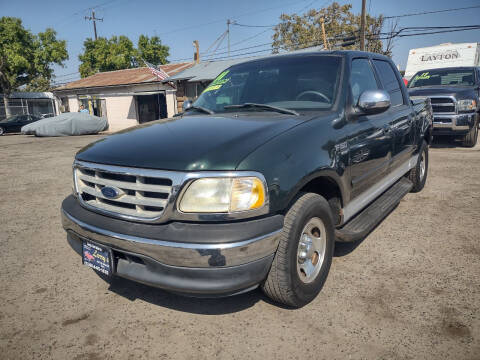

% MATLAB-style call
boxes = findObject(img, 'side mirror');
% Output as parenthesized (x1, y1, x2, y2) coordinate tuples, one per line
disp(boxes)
(357, 90, 390, 114)
(182, 99, 193, 111)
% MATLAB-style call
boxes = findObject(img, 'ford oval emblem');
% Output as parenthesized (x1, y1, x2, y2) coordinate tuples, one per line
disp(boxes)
(101, 186, 121, 199)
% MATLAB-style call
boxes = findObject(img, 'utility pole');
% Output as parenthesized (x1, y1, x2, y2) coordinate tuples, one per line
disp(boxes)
(85, 9, 103, 40)
(193, 40, 200, 63)
(320, 17, 328, 50)
(226, 19, 231, 58)
(359, 0, 367, 51)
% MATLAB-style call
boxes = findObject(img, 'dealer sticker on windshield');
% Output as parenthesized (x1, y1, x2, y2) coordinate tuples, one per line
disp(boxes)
(82, 241, 111, 276)
(203, 70, 231, 93)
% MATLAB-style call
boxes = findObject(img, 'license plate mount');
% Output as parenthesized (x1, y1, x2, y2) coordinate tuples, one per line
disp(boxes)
(82, 241, 112, 277)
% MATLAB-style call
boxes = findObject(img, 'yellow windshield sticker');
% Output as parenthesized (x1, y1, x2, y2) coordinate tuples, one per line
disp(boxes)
(203, 70, 231, 93)
(414, 72, 430, 81)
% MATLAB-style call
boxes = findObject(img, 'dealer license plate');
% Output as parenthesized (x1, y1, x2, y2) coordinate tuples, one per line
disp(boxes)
(82, 241, 112, 276)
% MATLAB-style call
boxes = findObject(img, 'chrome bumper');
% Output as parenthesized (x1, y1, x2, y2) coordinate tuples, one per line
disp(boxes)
(433, 113, 475, 131)
(61, 209, 282, 268)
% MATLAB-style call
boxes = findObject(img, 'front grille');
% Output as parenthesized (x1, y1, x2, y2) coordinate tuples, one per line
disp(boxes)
(430, 97, 456, 114)
(74, 163, 173, 220)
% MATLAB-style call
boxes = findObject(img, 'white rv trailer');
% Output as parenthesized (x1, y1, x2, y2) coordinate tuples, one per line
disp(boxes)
(404, 42, 480, 80)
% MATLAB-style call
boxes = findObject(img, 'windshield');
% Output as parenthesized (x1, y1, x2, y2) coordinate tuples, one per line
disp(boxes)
(193, 55, 342, 114)
(408, 69, 475, 88)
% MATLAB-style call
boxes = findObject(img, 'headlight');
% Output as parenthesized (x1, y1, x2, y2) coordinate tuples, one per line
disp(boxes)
(457, 99, 476, 112)
(179, 176, 266, 213)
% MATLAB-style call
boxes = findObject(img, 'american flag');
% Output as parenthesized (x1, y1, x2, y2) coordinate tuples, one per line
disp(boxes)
(143, 59, 169, 81)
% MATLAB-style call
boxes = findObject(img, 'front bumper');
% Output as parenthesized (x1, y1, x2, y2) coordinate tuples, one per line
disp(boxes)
(61, 195, 283, 296)
(432, 112, 476, 135)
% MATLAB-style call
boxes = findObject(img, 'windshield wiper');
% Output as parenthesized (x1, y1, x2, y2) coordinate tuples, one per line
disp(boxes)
(224, 103, 299, 116)
(184, 106, 215, 115)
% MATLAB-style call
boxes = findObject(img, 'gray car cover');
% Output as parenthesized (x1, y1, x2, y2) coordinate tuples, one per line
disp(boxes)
(21, 113, 109, 137)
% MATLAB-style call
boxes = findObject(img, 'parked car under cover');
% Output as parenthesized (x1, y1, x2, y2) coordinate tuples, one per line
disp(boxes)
(0, 114, 42, 135)
(21, 112, 109, 137)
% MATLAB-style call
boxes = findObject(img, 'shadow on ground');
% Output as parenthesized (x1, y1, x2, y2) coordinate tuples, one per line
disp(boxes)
(104, 275, 270, 314)
(430, 135, 463, 149)
(101, 200, 401, 313)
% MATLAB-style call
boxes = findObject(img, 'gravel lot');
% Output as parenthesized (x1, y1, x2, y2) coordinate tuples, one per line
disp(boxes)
(0, 134, 479, 360)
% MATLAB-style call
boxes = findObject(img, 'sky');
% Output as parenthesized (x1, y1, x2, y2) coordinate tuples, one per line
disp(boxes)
(1, 0, 480, 84)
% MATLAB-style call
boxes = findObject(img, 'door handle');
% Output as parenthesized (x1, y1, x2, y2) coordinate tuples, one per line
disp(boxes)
(382, 125, 392, 134)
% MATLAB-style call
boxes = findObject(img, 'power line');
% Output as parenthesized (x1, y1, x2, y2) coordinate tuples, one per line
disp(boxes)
(231, 1, 333, 29)
(233, 22, 276, 28)
(54, 71, 81, 78)
(384, 5, 480, 19)
(205, 0, 328, 56)
(54, 0, 121, 27)
(214, 28, 272, 53)
(156, 0, 314, 36)
(207, 24, 480, 61)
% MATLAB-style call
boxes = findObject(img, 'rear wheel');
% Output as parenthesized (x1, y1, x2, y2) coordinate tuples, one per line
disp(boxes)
(261, 193, 335, 308)
(0, 127, 4, 136)
(461, 117, 478, 148)
(408, 140, 428, 193)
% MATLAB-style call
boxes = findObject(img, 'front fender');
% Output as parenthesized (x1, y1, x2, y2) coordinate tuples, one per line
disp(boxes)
(236, 115, 350, 214)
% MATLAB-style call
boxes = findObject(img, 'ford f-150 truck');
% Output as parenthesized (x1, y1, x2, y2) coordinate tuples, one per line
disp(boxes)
(61, 51, 433, 307)
(408, 66, 479, 147)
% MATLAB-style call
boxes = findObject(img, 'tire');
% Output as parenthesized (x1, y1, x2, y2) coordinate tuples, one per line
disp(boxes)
(408, 139, 428, 193)
(461, 117, 478, 148)
(261, 193, 335, 308)
(0, 127, 4, 136)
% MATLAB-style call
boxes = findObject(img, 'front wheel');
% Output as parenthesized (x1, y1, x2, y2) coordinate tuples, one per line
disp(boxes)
(261, 193, 335, 308)
(0, 127, 4, 136)
(461, 117, 478, 148)
(408, 139, 428, 193)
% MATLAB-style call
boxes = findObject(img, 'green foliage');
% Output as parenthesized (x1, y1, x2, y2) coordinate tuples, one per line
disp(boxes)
(78, 34, 170, 78)
(78, 36, 137, 77)
(272, 2, 385, 54)
(25, 76, 52, 92)
(137, 35, 169, 65)
(0, 17, 68, 94)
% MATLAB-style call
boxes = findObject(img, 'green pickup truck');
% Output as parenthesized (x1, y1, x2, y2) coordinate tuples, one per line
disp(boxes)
(61, 50, 432, 307)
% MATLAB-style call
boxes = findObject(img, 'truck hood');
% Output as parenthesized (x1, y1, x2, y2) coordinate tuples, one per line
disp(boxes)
(76, 113, 310, 171)
(408, 86, 476, 100)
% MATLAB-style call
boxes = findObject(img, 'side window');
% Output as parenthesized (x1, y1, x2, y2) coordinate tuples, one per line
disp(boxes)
(373, 60, 404, 106)
(350, 58, 379, 105)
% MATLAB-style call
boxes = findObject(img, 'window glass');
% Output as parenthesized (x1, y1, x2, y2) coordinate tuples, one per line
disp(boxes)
(7, 115, 27, 122)
(373, 60, 404, 106)
(350, 59, 379, 105)
(193, 55, 342, 113)
(408, 69, 475, 88)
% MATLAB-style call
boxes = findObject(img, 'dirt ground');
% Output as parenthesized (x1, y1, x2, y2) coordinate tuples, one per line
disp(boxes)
(0, 133, 479, 360)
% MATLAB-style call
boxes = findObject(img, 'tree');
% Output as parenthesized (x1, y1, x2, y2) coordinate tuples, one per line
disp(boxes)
(79, 35, 138, 77)
(78, 34, 170, 78)
(137, 35, 169, 65)
(272, 2, 385, 54)
(0, 17, 68, 116)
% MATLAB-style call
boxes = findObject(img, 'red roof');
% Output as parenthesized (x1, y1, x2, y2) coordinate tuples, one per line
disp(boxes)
(56, 62, 193, 90)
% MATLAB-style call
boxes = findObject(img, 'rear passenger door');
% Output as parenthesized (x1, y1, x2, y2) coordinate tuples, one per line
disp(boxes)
(372, 59, 415, 169)
(347, 58, 394, 198)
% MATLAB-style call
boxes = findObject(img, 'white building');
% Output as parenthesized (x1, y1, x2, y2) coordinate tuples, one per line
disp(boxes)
(53, 63, 193, 132)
